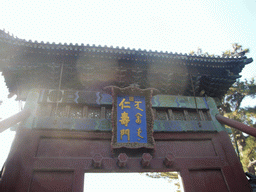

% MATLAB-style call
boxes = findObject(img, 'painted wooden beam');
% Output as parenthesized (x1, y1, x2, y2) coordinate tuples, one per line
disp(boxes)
(216, 114, 256, 137)
(0, 109, 31, 133)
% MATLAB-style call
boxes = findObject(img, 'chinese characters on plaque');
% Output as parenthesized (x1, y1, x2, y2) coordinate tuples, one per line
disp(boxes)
(117, 96, 147, 143)
(104, 85, 156, 150)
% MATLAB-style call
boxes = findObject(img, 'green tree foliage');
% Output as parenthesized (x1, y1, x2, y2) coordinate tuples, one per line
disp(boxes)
(219, 79, 256, 174)
(189, 48, 215, 57)
(222, 43, 249, 57)
(143, 172, 182, 192)
(190, 43, 249, 57)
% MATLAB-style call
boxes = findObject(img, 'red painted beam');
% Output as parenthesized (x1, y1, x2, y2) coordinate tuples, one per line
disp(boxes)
(0, 109, 31, 133)
(216, 114, 256, 137)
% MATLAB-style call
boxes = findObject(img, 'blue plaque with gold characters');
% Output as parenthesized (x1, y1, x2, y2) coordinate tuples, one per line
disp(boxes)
(104, 85, 158, 150)
(117, 96, 147, 143)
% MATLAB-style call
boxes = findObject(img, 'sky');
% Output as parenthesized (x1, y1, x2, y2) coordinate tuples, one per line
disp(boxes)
(84, 173, 182, 191)
(0, 0, 256, 190)
(1, 0, 255, 79)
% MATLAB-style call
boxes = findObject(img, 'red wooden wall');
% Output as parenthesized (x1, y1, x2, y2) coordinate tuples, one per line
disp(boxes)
(0, 128, 251, 192)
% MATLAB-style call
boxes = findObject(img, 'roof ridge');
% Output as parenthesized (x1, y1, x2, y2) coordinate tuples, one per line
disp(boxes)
(0, 29, 248, 60)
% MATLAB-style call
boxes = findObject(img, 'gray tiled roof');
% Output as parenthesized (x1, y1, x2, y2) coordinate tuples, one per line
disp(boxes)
(0, 29, 252, 66)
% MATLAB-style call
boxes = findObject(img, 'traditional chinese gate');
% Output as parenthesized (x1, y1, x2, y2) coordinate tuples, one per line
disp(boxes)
(0, 29, 253, 191)
(0, 88, 251, 192)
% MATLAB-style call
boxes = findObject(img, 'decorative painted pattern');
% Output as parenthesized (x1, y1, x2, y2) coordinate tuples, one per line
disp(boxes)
(33, 117, 217, 132)
(22, 89, 225, 132)
(37, 89, 213, 109)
